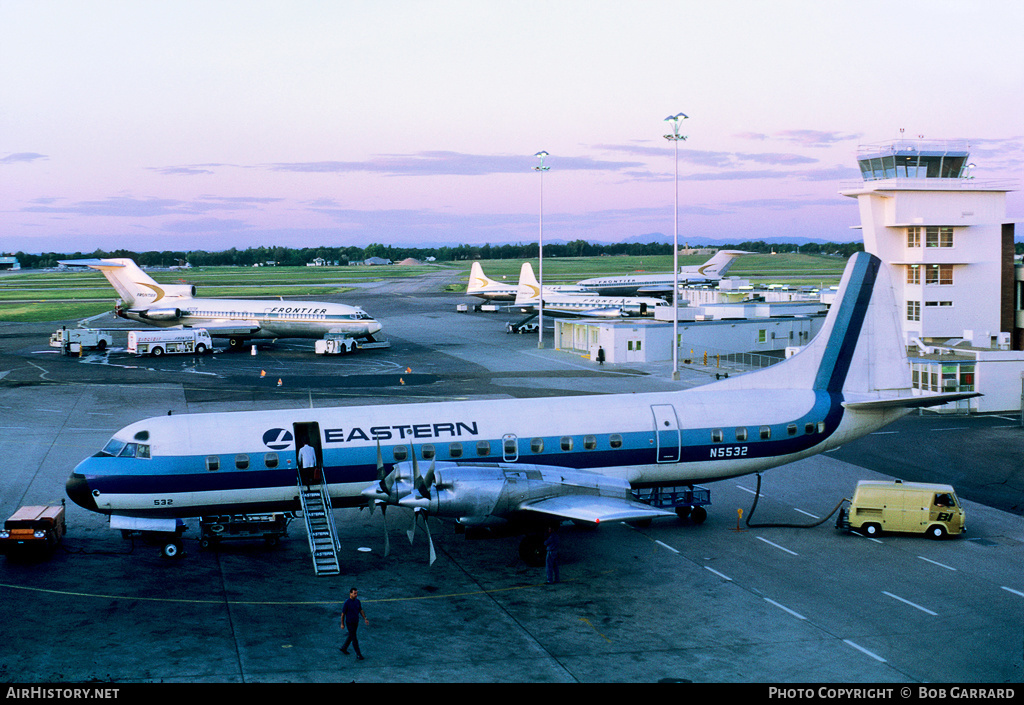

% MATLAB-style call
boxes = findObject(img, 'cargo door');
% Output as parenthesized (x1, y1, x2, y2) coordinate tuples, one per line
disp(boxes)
(651, 404, 680, 463)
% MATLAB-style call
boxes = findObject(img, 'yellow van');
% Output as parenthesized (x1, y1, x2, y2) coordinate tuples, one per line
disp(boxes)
(837, 480, 965, 539)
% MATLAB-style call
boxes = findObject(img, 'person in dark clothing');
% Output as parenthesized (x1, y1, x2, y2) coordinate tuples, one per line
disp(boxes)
(596, 346, 605, 365)
(340, 587, 369, 659)
(544, 525, 560, 584)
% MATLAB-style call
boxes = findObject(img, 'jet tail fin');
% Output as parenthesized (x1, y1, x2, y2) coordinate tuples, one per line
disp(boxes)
(467, 261, 496, 296)
(59, 258, 161, 308)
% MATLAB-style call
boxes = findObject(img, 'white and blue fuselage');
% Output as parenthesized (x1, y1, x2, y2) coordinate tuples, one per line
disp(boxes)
(68, 254, 954, 521)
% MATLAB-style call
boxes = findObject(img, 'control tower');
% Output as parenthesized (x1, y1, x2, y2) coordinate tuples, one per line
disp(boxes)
(841, 139, 1017, 349)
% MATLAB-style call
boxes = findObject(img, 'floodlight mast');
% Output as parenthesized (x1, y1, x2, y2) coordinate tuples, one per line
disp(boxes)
(663, 112, 688, 381)
(534, 151, 550, 349)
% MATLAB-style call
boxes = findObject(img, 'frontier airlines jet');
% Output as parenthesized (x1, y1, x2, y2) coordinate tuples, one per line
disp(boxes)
(61, 258, 381, 349)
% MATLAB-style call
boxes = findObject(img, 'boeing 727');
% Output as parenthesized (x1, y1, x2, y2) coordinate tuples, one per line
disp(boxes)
(60, 258, 382, 349)
(577, 249, 749, 296)
(66, 254, 977, 564)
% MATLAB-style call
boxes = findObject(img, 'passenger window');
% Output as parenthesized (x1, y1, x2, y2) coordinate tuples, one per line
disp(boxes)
(805, 423, 815, 435)
(422, 445, 435, 460)
(711, 429, 724, 443)
(235, 454, 249, 470)
(584, 435, 597, 450)
(609, 434, 622, 449)
(264, 452, 279, 469)
(476, 440, 490, 456)
(817, 422, 825, 434)
(560, 437, 573, 452)
(787, 424, 797, 436)
(759, 426, 771, 440)
(503, 438, 517, 455)
(449, 443, 462, 459)
(206, 456, 220, 472)
(393, 446, 408, 461)
(530, 438, 544, 453)
(735, 428, 747, 442)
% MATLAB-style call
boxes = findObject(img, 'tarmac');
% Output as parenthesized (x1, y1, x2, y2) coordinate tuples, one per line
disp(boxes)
(1, 267, 1023, 684)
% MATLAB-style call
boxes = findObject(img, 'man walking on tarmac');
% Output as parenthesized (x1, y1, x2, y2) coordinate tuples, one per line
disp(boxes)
(340, 587, 369, 660)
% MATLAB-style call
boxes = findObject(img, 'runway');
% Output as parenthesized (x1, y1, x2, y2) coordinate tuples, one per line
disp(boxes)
(1, 270, 1023, 683)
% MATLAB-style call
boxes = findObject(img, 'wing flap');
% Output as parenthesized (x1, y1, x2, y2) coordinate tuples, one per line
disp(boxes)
(196, 320, 262, 336)
(520, 495, 675, 524)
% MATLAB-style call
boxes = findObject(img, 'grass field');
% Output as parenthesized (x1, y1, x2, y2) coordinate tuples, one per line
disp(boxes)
(0, 254, 848, 322)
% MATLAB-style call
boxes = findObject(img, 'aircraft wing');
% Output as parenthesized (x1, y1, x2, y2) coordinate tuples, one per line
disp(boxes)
(842, 391, 981, 410)
(194, 320, 262, 336)
(519, 495, 675, 524)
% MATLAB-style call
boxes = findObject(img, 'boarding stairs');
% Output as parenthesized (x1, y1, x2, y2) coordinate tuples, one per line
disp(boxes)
(297, 471, 341, 576)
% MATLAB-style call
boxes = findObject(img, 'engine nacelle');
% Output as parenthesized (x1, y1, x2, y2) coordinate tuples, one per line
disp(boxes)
(139, 307, 182, 321)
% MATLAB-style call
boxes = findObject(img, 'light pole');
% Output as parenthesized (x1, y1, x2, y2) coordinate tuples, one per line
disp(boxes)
(664, 112, 688, 381)
(534, 151, 550, 349)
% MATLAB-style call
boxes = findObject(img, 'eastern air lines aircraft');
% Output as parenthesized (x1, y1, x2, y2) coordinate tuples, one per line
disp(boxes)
(515, 262, 665, 318)
(66, 254, 976, 563)
(576, 249, 749, 296)
(60, 258, 381, 349)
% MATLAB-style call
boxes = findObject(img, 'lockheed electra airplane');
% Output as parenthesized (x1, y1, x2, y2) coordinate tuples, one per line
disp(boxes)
(66, 254, 975, 563)
(60, 258, 382, 348)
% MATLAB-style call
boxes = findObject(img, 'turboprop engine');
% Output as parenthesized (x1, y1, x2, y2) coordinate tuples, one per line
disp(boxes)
(360, 454, 649, 565)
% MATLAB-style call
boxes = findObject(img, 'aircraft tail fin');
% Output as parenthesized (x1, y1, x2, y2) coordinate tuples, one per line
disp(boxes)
(515, 262, 541, 305)
(693, 250, 748, 278)
(467, 262, 496, 296)
(60, 258, 163, 307)
(711, 253, 913, 398)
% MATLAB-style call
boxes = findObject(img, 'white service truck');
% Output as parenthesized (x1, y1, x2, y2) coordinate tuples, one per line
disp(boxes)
(128, 328, 213, 356)
(49, 327, 113, 353)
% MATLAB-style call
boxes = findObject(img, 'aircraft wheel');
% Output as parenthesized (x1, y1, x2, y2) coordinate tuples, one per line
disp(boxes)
(690, 506, 708, 524)
(518, 534, 546, 567)
(161, 540, 184, 559)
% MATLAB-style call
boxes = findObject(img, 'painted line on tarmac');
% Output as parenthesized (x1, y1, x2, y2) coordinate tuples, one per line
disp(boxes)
(756, 536, 798, 556)
(883, 591, 937, 616)
(764, 597, 806, 620)
(843, 639, 887, 663)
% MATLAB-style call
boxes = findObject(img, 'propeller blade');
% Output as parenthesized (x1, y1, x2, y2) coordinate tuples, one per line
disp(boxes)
(424, 513, 436, 566)
(406, 511, 417, 546)
(417, 459, 436, 500)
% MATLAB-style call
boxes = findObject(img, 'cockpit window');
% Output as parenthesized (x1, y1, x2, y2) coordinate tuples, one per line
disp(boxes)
(118, 443, 138, 458)
(102, 438, 127, 457)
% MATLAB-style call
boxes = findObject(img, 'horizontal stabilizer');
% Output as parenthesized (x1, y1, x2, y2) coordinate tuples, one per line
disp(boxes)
(520, 495, 675, 524)
(59, 258, 126, 268)
(842, 392, 982, 411)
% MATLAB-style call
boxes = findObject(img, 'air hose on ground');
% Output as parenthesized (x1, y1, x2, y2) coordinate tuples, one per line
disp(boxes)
(744, 473, 850, 529)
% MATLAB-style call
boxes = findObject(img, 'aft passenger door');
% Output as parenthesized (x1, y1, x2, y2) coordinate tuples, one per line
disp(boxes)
(651, 405, 680, 463)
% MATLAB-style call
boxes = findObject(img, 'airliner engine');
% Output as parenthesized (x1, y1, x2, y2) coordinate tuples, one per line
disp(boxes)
(138, 308, 182, 321)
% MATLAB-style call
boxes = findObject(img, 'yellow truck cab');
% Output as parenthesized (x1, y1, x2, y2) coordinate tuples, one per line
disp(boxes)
(838, 480, 965, 539)
(0, 504, 67, 556)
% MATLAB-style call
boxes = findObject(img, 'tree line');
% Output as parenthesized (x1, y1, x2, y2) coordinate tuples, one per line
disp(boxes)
(7, 239, 872, 270)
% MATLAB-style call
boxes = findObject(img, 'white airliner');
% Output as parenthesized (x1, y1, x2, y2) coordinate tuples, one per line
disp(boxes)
(577, 249, 749, 296)
(66, 253, 976, 563)
(515, 262, 665, 318)
(60, 258, 382, 348)
(466, 261, 588, 301)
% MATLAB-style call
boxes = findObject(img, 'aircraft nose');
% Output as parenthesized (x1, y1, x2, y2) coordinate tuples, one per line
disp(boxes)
(66, 472, 98, 512)
(368, 320, 382, 335)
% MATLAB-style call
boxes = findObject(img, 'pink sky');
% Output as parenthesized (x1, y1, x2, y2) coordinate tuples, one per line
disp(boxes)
(3, 1, 1022, 253)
